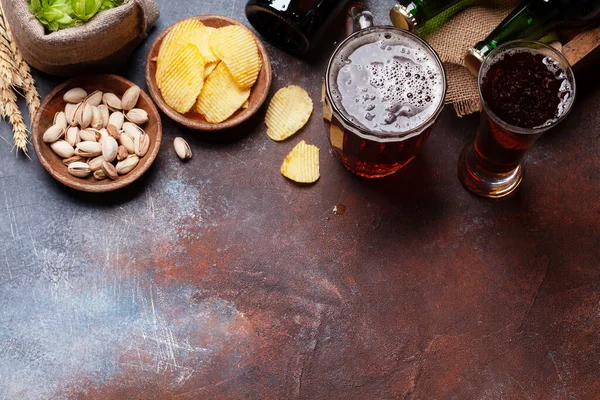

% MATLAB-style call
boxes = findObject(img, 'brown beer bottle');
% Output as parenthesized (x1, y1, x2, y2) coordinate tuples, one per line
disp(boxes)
(465, 0, 600, 75)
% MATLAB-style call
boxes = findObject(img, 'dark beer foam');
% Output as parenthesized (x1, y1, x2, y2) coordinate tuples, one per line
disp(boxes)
(480, 48, 574, 129)
(328, 29, 444, 135)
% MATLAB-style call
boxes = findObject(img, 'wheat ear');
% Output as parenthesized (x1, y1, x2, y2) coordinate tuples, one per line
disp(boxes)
(0, 3, 39, 118)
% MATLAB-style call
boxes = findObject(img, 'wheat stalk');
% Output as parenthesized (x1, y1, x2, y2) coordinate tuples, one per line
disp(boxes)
(0, 3, 39, 118)
(0, 8, 28, 155)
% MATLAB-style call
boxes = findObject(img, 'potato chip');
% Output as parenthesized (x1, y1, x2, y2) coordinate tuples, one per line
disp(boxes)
(159, 44, 205, 114)
(156, 19, 204, 84)
(265, 85, 313, 141)
(204, 61, 218, 78)
(209, 25, 262, 89)
(241, 99, 249, 109)
(280, 141, 320, 184)
(195, 62, 251, 123)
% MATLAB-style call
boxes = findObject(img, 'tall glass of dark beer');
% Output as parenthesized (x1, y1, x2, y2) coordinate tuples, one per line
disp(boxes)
(458, 41, 576, 198)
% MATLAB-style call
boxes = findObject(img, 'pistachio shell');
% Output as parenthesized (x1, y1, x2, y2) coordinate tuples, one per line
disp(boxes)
(65, 103, 80, 125)
(79, 129, 99, 142)
(50, 140, 75, 158)
(87, 155, 105, 172)
(54, 111, 67, 130)
(75, 141, 102, 157)
(119, 131, 135, 153)
(98, 105, 110, 128)
(102, 93, 122, 110)
(62, 155, 86, 166)
(78, 103, 93, 129)
(101, 136, 118, 162)
(134, 134, 150, 158)
(68, 162, 91, 178)
(174, 137, 192, 160)
(63, 88, 87, 103)
(122, 122, 143, 141)
(65, 126, 80, 147)
(86, 90, 103, 107)
(91, 106, 103, 129)
(115, 155, 139, 175)
(121, 85, 140, 111)
(117, 145, 129, 161)
(43, 124, 64, 143)
(125, 108, 148, 125)
(108, 112, 124, 130)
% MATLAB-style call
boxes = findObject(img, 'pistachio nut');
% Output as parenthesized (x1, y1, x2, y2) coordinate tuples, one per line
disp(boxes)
(79, 129, 99, 142)
(108, 112, 124, 130)
(117, 145, 129, 161)
(91, 106, 103, 129)
(122, 122, 143, 141)
(62, 155, 86, 166)
(125, 108, 148, 125)
(68, 162, 91, 178)
(78, 103, 93, 129)
(65, 102, 80, 125)
(87, 155, 105, 171)
(51, 140, 75, 158)
(134, 133, 150, 158)
(116, 155, 139, 175)
(121, 85, 140, 111)
(101, 136, 119, 163)
(42, 124, 65, 143)
(119, 131, 135, 153)
(98, 104, 110, 128)
(63, 88, 87, 103)
(86, 90, 103, 107)
(65, 126, 80, 147)
(54, 111, 67, 130)
(75, 141, 102, 157)
(174, 137, 192, 160)
(93, 169, 107, 180)
(102, 93, 122, 110)
(102, 161, 118, 180)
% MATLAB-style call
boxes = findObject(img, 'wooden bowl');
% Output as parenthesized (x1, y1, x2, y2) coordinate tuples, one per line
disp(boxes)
(145, 15, 272, 131)
(32, 74, 162, 193)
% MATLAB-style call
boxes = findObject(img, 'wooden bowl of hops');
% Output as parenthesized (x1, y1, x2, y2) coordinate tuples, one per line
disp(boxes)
(145, 15, 272, 131)
(32, 74, 162, 193)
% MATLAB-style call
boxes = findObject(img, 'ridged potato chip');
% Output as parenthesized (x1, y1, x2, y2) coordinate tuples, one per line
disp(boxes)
(204, 61, 218, 78)
(193, 25, 218, 63)
(159, 43, 205, 114)
(195, 62, 251, 123)
(281, 141, 320, 184)
(265, 86, 313, 141)
(156, 19, 205, 84)
(210, 25, 262, 89)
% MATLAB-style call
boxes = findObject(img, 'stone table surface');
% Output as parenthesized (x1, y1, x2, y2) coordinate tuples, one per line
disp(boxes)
(1, 1, 599, 399)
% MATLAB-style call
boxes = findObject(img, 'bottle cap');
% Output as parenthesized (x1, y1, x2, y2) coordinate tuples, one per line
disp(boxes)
(390, 4, 417, 32)
(465, 48, 485, 77)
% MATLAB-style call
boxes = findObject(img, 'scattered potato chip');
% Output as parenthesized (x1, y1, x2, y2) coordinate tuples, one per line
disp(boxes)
(281, 141, 320, 184)
(204, 61, 218, 78)
(210, 25, 262, 88)
(156, 19, 204, 84)
(195, 62, 251, 123)
(159, 44, 205, 114)
(241, 99, 249, 109)
(265, 85, 313, 141)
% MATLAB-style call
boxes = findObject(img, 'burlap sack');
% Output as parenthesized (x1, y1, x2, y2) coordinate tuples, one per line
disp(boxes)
(1, 0, 159, 76)
(422, 0, 562, 117)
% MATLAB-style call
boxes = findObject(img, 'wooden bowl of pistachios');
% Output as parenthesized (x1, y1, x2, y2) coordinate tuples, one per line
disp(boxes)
(32, 74, 162, 193)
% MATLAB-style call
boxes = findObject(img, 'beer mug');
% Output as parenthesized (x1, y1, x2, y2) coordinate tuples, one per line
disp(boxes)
(323, 3, 447, 178)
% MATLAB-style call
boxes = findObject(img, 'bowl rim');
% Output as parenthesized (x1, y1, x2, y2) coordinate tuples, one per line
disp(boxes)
(32, 74, 163, 193)
(145, 14, 272, 131)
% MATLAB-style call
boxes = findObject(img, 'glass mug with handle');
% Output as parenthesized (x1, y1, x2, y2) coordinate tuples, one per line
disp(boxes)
(323, 3, 447, 178)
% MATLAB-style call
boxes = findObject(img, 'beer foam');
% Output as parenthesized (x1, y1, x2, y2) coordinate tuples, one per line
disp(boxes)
(328, 29, 445, 135)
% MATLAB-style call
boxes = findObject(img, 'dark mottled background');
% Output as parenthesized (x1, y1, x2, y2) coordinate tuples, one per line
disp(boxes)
(1, 1, 599, 399)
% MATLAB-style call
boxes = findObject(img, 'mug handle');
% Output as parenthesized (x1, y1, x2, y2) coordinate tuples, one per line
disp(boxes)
(346, 2, 375, 37)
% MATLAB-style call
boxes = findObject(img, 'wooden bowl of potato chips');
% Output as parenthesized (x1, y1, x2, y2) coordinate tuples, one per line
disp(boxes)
(146, 15, 272, 131)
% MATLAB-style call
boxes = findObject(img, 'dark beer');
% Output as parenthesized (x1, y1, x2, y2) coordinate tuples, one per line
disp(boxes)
(458, 41, 576, 198)
(465, 0, 600, 75)
(324, 27, 446, 178)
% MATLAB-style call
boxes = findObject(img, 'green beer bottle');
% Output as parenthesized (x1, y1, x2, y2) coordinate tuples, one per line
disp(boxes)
(390, 0, 465, 32)
(465, 0, 600, 75)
